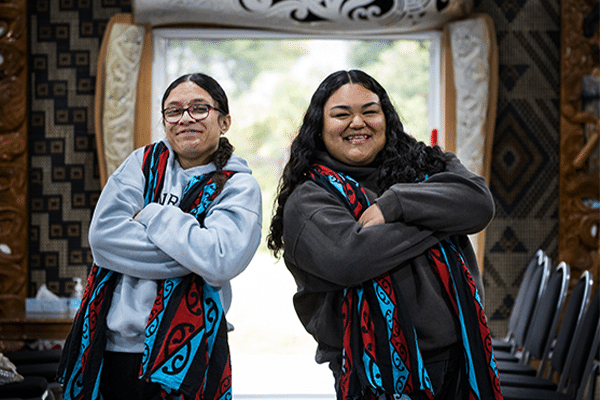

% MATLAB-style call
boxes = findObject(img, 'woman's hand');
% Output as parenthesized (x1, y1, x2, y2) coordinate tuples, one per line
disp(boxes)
(358, 203, 385, 227)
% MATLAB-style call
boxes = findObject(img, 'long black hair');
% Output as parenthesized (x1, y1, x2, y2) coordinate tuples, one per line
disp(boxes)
(267, 70, 447, 257)
(162, 73, 234, 191)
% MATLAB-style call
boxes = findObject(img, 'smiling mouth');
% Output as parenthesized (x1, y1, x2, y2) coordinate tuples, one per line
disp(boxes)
(177, 129, 202, 136)
(344, 134, 370, 144)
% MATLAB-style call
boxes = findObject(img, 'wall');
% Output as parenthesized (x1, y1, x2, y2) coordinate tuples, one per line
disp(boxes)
(473, 0, 561, 335)
(28, 0, 132, 296)
(26, 0, 561, 336)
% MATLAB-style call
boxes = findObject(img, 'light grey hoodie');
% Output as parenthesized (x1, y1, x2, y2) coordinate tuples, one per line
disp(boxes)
(88, 139, 262, 352)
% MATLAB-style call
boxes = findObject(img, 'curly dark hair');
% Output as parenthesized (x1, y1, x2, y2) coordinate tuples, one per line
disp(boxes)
(267, 70, 447, 257)
(162, 73, 234, 192)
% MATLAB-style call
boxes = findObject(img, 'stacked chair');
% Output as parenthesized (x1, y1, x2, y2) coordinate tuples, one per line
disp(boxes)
(492, 250, 551, 355)
(495, 261, 571, 376)
(500, 288, 599, 399)
(499, 269, 593, 388)
(493, 250, 599, 400)
(0, 375, 51, 400)
(0, 349, 61, 400)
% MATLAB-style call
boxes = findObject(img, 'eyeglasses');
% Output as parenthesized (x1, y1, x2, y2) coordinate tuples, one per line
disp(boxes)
(162, 104, 224, 124)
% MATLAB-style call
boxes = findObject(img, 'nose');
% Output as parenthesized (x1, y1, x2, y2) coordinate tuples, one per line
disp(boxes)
(178, 109, 195, 124)
(349, 114, 366, 128)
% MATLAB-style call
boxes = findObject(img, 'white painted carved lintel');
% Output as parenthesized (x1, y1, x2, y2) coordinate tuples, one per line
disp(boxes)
(133, 0, 474, 34)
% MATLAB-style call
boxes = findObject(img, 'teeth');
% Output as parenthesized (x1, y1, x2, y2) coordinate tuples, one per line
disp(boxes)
(345, 135, 369, 143)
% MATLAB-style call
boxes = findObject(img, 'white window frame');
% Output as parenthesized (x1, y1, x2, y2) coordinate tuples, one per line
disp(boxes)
(151, 29, 443, 146)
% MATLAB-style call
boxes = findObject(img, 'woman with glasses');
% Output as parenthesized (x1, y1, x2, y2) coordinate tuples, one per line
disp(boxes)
(58, 73, 262, 400)
(268, 70, 501, 400)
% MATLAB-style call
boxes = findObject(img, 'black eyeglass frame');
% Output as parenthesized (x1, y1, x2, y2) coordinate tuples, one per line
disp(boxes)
(162, 104, 225, 124)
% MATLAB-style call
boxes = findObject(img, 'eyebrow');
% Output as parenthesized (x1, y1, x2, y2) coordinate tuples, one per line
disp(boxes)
(165, 98, 212, 108)
(330, 102, 380, 111)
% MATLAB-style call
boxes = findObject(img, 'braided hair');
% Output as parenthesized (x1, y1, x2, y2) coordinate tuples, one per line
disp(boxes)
(267, 70, 447, 257)
(210, 136, 235, 193)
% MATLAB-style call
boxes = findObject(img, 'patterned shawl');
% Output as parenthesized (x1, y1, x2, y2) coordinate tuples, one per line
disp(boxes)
(58, 142, 234, 400)
(309, 164, 503, 400)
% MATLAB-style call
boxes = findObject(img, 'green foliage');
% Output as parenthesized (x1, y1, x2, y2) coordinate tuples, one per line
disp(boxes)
(167, 40, 307, 97)
(358, 40, 430, 143)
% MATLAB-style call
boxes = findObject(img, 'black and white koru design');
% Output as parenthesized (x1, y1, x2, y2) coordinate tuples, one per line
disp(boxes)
(238, 0, 451, 26)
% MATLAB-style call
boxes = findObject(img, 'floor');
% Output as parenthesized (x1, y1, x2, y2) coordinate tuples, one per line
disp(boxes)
(227, 254, 337, 399)
(232, 354, 336, 399)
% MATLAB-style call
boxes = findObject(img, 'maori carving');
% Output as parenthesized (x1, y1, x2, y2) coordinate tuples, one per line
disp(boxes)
(0, 76, 26, 132)
(0, 44, 25, 80)
(0, 132, 26, 162)
(239, 0, 438, 25)
(449, 17, 490, 177)
(559, 0, 600, 290)
(133, 0, 474, 34)
(0, 2, 25, 41)
(0, 0, 28, 317)
(102, 24, 146, 178)
(445, 14, 497, 271)
(0, 207, 26, 305)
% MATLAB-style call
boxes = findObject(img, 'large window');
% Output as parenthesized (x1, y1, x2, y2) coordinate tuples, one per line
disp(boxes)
(152, 29, 442, 397)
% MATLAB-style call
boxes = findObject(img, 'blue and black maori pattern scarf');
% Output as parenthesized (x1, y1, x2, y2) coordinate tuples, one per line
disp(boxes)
(309, 164, 503, 400)
(58, 142, 234, 400)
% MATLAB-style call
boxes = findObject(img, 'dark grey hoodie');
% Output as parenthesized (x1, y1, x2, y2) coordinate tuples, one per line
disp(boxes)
(281, 151, 494, 367)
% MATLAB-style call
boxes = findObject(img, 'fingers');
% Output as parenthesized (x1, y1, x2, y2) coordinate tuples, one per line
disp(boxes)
(358, 203, 384, 227)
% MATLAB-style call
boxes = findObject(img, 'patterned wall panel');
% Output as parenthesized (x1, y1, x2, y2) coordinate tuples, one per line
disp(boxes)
(473, 0, 561, 336)
(28, 0, 131, 297)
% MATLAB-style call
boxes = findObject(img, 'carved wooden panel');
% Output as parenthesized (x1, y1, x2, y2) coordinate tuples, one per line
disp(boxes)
(133, 0, 475, 34)
(0, 0, 28, 317)
(559, 0, 599, 290)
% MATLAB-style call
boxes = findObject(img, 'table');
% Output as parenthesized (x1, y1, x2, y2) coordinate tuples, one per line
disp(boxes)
(0, 312, 73, 341)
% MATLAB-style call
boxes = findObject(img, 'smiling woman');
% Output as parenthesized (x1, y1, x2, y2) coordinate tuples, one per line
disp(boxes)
(267, 69, 499, 400)
(57, 72, 263, 400)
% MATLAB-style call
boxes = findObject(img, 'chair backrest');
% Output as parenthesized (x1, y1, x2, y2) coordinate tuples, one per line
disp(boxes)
(577, 333, 600, 400)
(546, 270, 593, 377)
(505, 250, 545, 340)
(512, 253, 552, 349)
(560, 289, 600, 398)
(521, 262, 570, 366)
